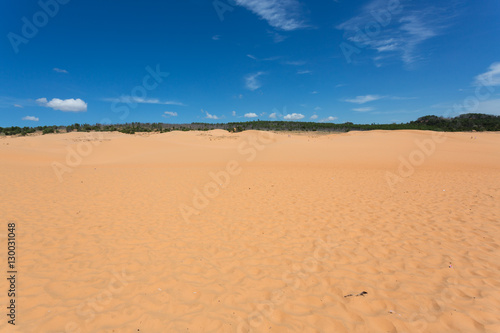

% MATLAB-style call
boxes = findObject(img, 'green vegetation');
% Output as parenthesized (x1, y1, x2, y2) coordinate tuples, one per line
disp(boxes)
(1, 113, 499, 136)
(42, 127, 56, 135)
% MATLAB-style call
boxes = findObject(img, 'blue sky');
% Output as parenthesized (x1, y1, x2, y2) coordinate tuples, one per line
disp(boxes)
(1, 0, 500, 126)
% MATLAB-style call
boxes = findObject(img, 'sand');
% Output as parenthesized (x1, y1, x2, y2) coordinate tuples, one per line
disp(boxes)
(1, 129, 499, 332)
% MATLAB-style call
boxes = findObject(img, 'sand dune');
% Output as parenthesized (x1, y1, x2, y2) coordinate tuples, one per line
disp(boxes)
(1, 130, 499, 332)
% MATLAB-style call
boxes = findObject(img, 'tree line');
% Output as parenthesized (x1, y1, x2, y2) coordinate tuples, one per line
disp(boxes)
(1, 113, 499, 136)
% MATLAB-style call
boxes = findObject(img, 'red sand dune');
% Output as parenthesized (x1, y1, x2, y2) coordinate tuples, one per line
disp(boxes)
(1, 130, 499, 332)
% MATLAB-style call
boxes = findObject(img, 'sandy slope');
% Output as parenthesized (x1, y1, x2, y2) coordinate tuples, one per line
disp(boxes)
(0, 130, 499, 333)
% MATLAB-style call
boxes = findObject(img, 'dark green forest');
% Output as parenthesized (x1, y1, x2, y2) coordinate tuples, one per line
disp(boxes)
(1, 113, 499, 136)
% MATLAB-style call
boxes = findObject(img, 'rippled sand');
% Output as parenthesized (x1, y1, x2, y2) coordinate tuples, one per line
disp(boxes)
(1, 130, 499, 332)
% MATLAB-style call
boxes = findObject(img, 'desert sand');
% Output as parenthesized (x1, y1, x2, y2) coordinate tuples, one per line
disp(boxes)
(1, 129, 499, 333)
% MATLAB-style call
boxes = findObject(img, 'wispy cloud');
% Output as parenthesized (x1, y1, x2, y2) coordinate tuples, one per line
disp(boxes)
(284, 60, 306, 66)
(212, 35, 221, 40)
(310, 114, 318, 120)
(244, 112, 258, 118)
(475, 99, 500, 115)
(431, 63, 500, 117)
(22, 115, 39, 121)
(284, 113, 304, 120)
(245, 72, 265, 91)
(352, 107, 374, 112)
(232, 110, 237, 116)
(104, 96, 185, 106)
(36, 97, 87, 112)
(345, 94, 383, 104)
(204, 110, 219, 120)
(163, 111, 178, 117)
(53, 67, 68, 74)
(337, 0, 459, 65)
(247, 54, 282, 62)
(0, 97, 23, 109)
(268, 30, 287, 43)
(320, 116, 337, 122)
(297, 70, 312, 74)
(269, 112, 277, 119)
(474, 62, 500, 87)
(235, 0, 308, 31)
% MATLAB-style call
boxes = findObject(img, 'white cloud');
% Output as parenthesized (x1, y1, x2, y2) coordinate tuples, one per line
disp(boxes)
(352, 107, 374, 112)
(53, 68, 68, 74)
(14, 104, 23, 108)
(247, 54, 283, 62)
(314, 106, 321, 111)
(311, 91, 318, 94)
(245, 72, 265, 91)
(268, 30, 287, 43)
(297, 70, 312, 74)
(474, 62, 500, 87)
(204, 110, 219, 120)
(336, 0, 456, 65)
(335, 83, 346, 88)
(345, 94, 383, 104)
(310, 114, 318, 120)
(398, 15, 437, 64)
(212, 35, 220, 40)
(320, 116, 338, 122)
(284, 113, 304, 120)
(376, 43, 398, 52)
(22, 115, 39, 121)
(232, 110, 237, 116)
(244, 112, 258, 118)
(163, 111, 178, 117)
(235, 0, 308, 31)
(103, 96, 185, 106)
(269, 112, 277, 119)
(36, 97, 87, 112)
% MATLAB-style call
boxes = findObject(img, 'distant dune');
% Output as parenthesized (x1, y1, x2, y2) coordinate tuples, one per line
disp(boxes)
(1, 130, 499, 332)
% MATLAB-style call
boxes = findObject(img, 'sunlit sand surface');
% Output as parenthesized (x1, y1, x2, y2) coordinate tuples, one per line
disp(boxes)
(1, 130, 499, 332)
